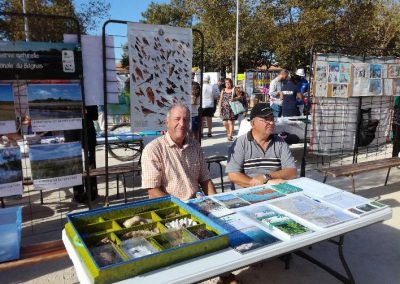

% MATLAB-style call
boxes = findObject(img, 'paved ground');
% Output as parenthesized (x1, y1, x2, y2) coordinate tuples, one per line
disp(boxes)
(2, 117, 400, 283)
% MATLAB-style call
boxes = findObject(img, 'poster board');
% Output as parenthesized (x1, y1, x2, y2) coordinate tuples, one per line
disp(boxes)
(313, 54, 400, 97)
(128, 23, 193, 131)
(0, 41, 84, 194)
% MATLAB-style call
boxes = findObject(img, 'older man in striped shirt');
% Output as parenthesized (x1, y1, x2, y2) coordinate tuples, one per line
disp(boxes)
(226, 103, 297, 188)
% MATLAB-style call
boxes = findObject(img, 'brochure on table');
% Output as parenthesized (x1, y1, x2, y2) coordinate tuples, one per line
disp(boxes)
(187, 177, 389, 254)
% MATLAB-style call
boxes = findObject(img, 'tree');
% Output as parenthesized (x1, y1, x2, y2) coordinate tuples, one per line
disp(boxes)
(0, 0, 110, 41)
(138, 0, 400, 72)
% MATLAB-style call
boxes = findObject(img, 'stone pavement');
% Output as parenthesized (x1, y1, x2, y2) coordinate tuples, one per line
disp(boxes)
(2, 117, 399, 283)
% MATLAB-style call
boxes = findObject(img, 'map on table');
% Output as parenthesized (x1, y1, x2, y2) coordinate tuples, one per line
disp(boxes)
(268, 195, 355, 228)
(235, 186, 285, 204)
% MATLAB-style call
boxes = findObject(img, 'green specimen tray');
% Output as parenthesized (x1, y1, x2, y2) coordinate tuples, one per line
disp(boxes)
(65, 196, 229, 284)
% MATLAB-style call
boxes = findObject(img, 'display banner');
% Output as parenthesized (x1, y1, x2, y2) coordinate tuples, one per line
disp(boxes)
(0, 83, 17, 134)
(27, 83, 82, 131)
(0, 41, 82, 80)
(0, 147, 23, 197)
(128, 23, 192, 131)
(29, 142, 83, 190)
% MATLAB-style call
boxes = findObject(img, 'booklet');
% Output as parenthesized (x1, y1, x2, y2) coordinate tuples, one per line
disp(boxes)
(269, 195, 355, 228)
(322, 191, 388, 216)
(187, 196, 232, 218)
(239, 205, 312, 239)
(235, 186, 285, 204)
(212, 194, 250, 209)
(271, 183, 303, 194)
(229, 226, 280, 253)
(287, 178, 342, 199)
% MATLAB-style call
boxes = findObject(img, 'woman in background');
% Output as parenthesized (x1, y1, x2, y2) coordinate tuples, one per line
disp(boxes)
(218, 78, 237, 141)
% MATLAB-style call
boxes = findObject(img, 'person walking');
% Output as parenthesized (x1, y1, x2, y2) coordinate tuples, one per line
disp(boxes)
(201, 75, 216, 137)
(191, 72, 201, 141)
(233, 85, 248, 128)
(218, 78, 237, 141)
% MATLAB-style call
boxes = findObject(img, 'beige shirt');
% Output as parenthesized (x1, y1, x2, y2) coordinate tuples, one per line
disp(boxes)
(141, 132, 211, 200)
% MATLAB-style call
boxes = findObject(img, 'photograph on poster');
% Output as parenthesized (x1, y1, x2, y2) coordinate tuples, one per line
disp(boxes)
(370, 64, 382, 78)
(388, 65, 400, 78)
(0, 83, 17, 134)
(393, 79, 400, 96)
(340, 63, 351, 74)
(29, 142, 83, 180)
(332, 84, 341, 97)
(315, 61, 328, 82)
(0, 147, 22, 185)
(339, 73, 349, 83)
(315, 82, 328, 97)
(328, 62, 339, 83)
(27, 84, 82, 119)
(369, 79, 382, 94)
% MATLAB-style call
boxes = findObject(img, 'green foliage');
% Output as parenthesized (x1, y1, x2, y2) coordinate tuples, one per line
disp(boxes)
(137, 0, 400, 73)
(0, 0, 110, 41)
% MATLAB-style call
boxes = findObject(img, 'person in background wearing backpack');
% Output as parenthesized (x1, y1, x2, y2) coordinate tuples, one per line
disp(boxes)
(295, 68, 309, 115)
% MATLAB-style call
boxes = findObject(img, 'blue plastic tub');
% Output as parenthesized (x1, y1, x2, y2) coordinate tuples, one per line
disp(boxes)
(0, 206, 22, 262)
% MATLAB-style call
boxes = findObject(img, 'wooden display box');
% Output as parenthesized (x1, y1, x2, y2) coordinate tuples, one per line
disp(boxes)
(65, 196, 229, 284)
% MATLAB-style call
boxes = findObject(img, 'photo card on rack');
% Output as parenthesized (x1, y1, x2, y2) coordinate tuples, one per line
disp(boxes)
(0, 83, 17, 134)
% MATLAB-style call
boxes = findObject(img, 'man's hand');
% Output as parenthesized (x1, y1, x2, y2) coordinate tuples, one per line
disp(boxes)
(266, 178, 286, 185)
(249, 175, 266, 186)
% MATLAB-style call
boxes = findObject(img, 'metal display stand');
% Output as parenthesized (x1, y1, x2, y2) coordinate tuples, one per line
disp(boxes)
(301, 44, 400, 177)
(100, 20, 205, 204)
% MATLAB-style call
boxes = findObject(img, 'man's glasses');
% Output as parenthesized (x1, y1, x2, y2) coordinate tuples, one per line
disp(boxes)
(256, 117, 275, 124)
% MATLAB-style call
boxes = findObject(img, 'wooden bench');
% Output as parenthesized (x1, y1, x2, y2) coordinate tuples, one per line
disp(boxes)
(320, 157, 400, 193)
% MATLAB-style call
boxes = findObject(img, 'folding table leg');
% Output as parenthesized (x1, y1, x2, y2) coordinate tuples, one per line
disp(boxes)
(116, 174, 120, 199)
(217, 162, 224, 192)
(348, 175, 355, 193)
(384, 167, 391, 186)
(1, 197, 4, 208)
(122, 175, 127, 203)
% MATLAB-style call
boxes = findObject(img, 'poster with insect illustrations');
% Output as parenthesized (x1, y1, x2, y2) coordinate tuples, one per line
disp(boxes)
(128, 23, 193, 131)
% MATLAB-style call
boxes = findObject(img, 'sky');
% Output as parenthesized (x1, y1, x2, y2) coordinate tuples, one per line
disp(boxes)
(27, 84, 82, 101)
(0, 84, 14, 102)
(74, 0, 169, 60)
(29, 142, 82, 161)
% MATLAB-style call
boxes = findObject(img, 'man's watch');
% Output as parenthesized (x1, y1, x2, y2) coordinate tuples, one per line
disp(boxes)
(263, 173, 271, 184)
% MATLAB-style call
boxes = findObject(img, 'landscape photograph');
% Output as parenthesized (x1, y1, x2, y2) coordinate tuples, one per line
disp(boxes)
(27, 83, 82, 120)
(0, 147, 23, 184)
(0, 84, 16, 121)
(29, 142, 83, 180)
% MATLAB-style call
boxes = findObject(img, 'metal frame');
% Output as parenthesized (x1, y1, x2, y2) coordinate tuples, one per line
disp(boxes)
(295, 236, 355, 284)
(300, 43, 400, 177)
(101, 21, 205, 203)
(0, 12, 92, 208)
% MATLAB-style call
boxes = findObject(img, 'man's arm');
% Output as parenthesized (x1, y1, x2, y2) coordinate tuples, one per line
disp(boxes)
(200, 179, 217, 196)
(228, 168, 296, 188)
(148, 188, 168, 199)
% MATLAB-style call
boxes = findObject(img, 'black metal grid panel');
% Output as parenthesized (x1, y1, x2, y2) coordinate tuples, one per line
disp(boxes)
(301, 46, 400, 174)
(0, 12, 89, 245)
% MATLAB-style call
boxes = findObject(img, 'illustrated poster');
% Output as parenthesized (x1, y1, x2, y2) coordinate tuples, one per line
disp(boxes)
(0, 84, 17, 134)
(387, 64, 400, 78)
(352, 63, 370, 96)
(29, 142, 83, 190)
(369, 64, 382, 95)
(128, 23, 192, 131)
(0, 147, 23, 197)
(27, 83, 82, 131)
(314, 61, 328, 97)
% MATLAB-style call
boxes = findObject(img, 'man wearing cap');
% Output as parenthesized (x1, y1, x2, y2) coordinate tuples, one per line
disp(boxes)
(295, 68, 308, 115)
(226, 103, 297, 188)
(268, 70, 289, 117)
